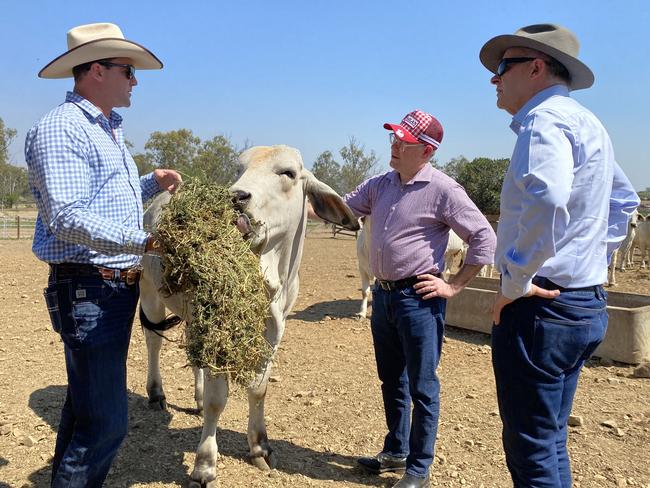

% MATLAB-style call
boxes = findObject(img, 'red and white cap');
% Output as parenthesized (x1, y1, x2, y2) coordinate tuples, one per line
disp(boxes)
(384, 110, 443, 148)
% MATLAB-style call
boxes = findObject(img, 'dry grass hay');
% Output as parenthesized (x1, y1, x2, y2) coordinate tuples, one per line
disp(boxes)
(155, 182, 272, 385)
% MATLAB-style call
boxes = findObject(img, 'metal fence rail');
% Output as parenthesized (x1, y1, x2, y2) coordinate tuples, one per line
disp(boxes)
(0, 216, 37, 239)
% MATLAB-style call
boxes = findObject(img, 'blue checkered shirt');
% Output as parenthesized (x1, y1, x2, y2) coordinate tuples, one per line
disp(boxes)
(25, 91, 161, 268)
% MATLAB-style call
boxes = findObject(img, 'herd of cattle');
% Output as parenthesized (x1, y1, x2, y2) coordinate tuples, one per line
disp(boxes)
(136, 145, 647, 486)
(608, 209, 650, 286)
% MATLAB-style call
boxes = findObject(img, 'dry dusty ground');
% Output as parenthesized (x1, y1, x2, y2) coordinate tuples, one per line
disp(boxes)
(1, 228, 649, 488)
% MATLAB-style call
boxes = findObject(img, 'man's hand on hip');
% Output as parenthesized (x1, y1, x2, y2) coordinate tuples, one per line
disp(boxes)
(492, 284, 561, 325)
(414, 274, 457, 300)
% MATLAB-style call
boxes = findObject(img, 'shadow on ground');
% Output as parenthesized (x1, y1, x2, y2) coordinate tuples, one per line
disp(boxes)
(0, 457, 10, 488)
(291, 299, 364, 321)
(27, 386, 392, 487)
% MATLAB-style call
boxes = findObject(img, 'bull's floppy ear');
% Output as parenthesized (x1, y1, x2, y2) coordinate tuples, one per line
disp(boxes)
(303, 170, 360, 231)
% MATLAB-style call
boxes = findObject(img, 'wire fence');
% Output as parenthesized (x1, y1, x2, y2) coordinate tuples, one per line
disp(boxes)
(0, 216, 37, 239)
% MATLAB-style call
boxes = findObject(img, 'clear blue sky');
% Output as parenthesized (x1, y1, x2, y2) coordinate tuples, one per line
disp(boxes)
(1, 1, 648, 189)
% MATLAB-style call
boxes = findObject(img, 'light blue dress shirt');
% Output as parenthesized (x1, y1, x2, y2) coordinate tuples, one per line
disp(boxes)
(496, 85, 639, 299)
(25, 92, 161, 268)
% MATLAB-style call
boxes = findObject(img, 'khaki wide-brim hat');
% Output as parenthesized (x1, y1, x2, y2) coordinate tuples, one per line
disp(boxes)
(479, 23, 594, 90)
(39, 22, 163, 79)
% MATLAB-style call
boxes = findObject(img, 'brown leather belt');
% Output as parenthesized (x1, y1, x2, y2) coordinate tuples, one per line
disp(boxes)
(49, 263, 142, 286)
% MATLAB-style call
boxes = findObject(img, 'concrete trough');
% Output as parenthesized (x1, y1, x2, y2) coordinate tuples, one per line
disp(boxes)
(446, 277, 650, 364)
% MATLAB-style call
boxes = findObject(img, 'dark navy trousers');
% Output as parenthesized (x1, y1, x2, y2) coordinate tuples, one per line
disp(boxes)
(492, 277, 607, 488)
(44, 271, 139, 487)
(371, 284, 446, 478)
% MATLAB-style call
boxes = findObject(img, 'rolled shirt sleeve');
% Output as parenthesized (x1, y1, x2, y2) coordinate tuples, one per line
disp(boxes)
(606, 162, 640, 261)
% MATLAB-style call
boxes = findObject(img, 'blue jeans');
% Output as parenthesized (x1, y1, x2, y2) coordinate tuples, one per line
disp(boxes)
(43, 270, 139, 487)
(491, 277, 608, 488)
(370, 283, 445, 478)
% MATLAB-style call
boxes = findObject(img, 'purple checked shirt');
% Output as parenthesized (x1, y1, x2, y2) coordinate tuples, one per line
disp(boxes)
(344, 164, 496, 281)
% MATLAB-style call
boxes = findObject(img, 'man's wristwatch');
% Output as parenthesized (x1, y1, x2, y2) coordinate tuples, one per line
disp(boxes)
(145, 234, 161, 253)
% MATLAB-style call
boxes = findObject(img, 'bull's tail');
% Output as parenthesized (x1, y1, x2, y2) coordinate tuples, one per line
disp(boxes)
(139, 305, 183, 331)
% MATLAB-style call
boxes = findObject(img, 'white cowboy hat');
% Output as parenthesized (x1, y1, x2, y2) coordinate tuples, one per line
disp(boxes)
(39, 22, 163, 79)
(479, 23, 594, 90)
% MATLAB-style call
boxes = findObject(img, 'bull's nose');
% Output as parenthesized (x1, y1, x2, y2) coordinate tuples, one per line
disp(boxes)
(231, 190, 251, 206)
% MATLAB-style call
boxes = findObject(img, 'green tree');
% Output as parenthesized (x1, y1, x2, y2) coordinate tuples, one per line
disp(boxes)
(339, 137, 378, 194)
(0, 117, 17, 165)
(455, 157, 509, 214)
(144, 129, 201, 173)
(133, 153, 156, 175)
(0, 162, 29, 208)
(311, 150, 342, 194)
(193, 135, 240, 185)
(0, 118, 28, 208)
(124, 139, 155, 175)
(441, 155, 470, 181)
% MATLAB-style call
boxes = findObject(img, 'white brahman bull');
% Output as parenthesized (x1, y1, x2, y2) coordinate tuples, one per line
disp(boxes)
(355, 223, 468, 319)
(608, 210, 642, 286)
(139, 145, 359, 487)
(634, 216, 650, 270)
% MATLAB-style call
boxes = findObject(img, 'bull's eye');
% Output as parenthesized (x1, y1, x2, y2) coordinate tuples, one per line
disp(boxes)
(280, 170, 296, 179)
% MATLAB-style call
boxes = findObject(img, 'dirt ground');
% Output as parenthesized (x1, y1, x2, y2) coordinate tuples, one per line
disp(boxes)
(1, 228, 649, 488)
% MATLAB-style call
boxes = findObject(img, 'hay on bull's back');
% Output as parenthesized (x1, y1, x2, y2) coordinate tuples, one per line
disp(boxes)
(155, 182, 272, 385)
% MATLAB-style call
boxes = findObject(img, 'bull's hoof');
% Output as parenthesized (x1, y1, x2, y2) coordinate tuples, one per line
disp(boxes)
(266, 450, 278, 469)
(250, 450, 276, 471)
(148, 395, 167, 411)
(354, 312, 366, 320)
(250, 455, 271, 471)
(188, 480, 217, 488)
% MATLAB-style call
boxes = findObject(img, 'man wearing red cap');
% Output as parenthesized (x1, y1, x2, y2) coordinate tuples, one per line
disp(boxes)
(345, 111, 496, 487)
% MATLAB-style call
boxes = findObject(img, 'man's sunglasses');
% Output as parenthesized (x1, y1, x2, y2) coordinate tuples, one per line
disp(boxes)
(496, 57, 536, 77)
(98, 61, 136, 80)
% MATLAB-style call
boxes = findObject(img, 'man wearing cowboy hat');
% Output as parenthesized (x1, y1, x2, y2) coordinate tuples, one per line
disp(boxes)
(346, 110, 496, 488)
(480, 24, 638, 487)
(25, 23, 181, 486)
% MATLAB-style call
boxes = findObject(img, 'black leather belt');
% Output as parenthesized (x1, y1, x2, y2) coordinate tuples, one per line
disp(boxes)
(533, 276, 598, 293)
(376, 274, 441, 291)
(49, 263, 142, 286)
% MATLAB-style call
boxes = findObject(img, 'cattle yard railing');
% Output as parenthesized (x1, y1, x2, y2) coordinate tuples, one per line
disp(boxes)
(0, 216, 37, 239)
(331, 223, 358, 239)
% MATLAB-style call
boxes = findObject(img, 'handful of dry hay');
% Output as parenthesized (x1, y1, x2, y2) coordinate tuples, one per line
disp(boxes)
(155, 181, 272, 385)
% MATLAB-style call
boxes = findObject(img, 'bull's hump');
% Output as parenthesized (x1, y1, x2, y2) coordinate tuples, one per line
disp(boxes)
(246, 145, 294, 167)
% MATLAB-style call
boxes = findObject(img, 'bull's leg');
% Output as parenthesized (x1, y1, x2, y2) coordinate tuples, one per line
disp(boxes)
(193, 366, 205, 413)
(190, 372, 228, 488)
(247, 364, 275, 471)
(608, 250, 618, 286)
(356, 272, 371, 319)
(143, 327, 167, 410)
(140, 284, 169, 410)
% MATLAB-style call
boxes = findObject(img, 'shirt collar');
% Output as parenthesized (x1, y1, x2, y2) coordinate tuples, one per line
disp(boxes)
(510, 84, 569, 134)
(390, 162, 434, 186)
(65, 91, 123, 127)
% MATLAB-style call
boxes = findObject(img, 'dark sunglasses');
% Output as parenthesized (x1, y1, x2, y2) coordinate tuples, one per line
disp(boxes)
(98, 61, 136, 80)
(496, 57, 536, 76)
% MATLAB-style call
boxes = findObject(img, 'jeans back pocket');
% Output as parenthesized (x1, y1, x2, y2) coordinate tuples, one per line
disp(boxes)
(43, 288, 63, 333)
